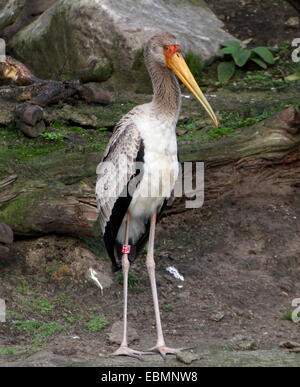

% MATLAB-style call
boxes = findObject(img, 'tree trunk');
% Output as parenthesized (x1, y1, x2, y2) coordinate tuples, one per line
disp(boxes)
(1, 107, 300, 238)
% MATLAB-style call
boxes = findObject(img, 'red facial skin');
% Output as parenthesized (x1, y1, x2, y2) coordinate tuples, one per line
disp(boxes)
(164, 45, 181, 58)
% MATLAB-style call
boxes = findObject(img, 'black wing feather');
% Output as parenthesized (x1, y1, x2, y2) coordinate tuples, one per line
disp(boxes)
(103, 141, 144, 270)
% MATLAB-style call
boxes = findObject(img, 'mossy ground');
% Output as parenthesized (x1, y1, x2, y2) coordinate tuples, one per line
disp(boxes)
(0, 276, 110, 358)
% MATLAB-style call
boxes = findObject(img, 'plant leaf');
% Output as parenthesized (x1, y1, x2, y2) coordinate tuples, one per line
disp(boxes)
(221, 40, 241, 48)
(285, 73, 300, 81)
(252, 47, 275, 64)
(242, 38, 253, 45)
(250, 57, 267, 69)
(233, 48, 251, 67)
(220, 46, 239, 55)
(217, 61, 235, 82)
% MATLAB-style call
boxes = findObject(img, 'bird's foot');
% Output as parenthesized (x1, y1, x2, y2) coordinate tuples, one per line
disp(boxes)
(147, 345, 191, 359)
(111, 345, 150, 360)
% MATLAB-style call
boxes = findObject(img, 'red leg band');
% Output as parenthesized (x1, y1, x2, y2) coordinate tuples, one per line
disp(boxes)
(122, 245, 131, 254)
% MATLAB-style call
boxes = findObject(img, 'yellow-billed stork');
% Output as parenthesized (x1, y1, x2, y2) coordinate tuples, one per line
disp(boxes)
(96, 32, 219, 359)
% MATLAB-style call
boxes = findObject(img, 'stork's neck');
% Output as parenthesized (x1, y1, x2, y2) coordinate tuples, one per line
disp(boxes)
(147, 61, 181, 118)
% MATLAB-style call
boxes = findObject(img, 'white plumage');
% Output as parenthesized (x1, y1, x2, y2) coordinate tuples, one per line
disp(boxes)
(116, 102, 180, 244)
(95, 32, 218, 359)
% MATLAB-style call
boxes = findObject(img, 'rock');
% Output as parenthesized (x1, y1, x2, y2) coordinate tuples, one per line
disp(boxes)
(284, 17, 300, 27)
(210, 311, 225, 322)
(0, 0, 25, 31)
(10, 0, 235, 89)
(0, 245, 9, 257)
(77, 85, 113, 105)
(176, 350, 199, 364)
(2, 347, 300, 367)
(25, 248, 47, 272)
(86, 267, 113, 292)
(0, 350, 87, 367)
(15, 103, 44, 138)
(0, 223, 13, 259)
(15, 235, 112, 284)
(15, 104, 43, 126)
(66, 246, 113, 286)
(236, 341, 257, 351)
(279, 341, 300, 349)
(229, 334, 257, 351)
(0, 223, 13, 245)
(0, 0, 58, 40)
(15, 120, 41, 137)
(108, 320, 139, 345)
(288, 347, 300, 353)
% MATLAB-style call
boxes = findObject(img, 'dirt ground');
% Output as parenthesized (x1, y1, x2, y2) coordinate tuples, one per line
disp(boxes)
(1, 176, 300, 366)
(207, 0, 299, 47)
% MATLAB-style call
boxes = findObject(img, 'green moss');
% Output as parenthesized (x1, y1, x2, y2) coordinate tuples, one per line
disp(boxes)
(0, 125, 66, 161)
(67, 126, 87, 135)
(17, 280, 30, 296)
(163, 304, 174, 311)
(131, 49, 152, 93)
(83, 315, 108, 333)
(188, 0, 207, 7)
(30, 298, 55, 315)
(11, 321, 66, 344)
(233, 71, 297, 89)
(1, 145, 51, 161)
(6, 309, 26, 320)
(177, 110, 274, 143)
(185, 52, 203, 83)
(80, 62, 114, 83)
(62, 313, 84, 324)
(92, 62, 113, 82)
(116, 272, 140, 288)
(1, 195, 33, 233)
(0, 346, 30, 356)
(41, 132, 67, 142)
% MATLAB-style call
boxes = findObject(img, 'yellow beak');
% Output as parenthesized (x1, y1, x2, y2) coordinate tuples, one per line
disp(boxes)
(166, 52, 219, 127)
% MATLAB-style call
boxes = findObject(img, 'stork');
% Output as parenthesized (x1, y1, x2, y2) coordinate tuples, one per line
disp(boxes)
(96, 32, 219, 359)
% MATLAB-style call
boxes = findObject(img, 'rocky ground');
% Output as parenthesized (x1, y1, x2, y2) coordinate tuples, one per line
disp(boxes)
(1, 183, 300, 366)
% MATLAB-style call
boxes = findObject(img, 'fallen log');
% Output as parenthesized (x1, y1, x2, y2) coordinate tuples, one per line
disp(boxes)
(0, 56, 113, 106)
(0, 56, 41, 86)
(0, 55, 113, 139)
(0, 107, 300, 238)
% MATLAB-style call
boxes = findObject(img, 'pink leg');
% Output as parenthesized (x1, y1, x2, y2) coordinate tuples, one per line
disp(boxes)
(146, 212, 189, 358)
(112, 213, 148, 359)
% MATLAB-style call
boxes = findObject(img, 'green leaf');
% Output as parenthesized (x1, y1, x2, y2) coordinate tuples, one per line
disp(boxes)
(252, 47, 275, 64)
(232, 48, 251, 67)
(220, 46, 239, 55)
(250, 57, 267, 69)
(285, 73, 300, 81)
(221, 40, 241, 48)
(217, 61, 235, 82)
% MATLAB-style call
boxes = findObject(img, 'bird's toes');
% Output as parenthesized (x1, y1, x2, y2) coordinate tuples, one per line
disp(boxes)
(147, 345, 185, 359)
(110, 346, 145, 360)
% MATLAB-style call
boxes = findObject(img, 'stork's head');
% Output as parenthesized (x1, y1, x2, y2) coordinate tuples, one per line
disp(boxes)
(145, 32, 219, 127)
